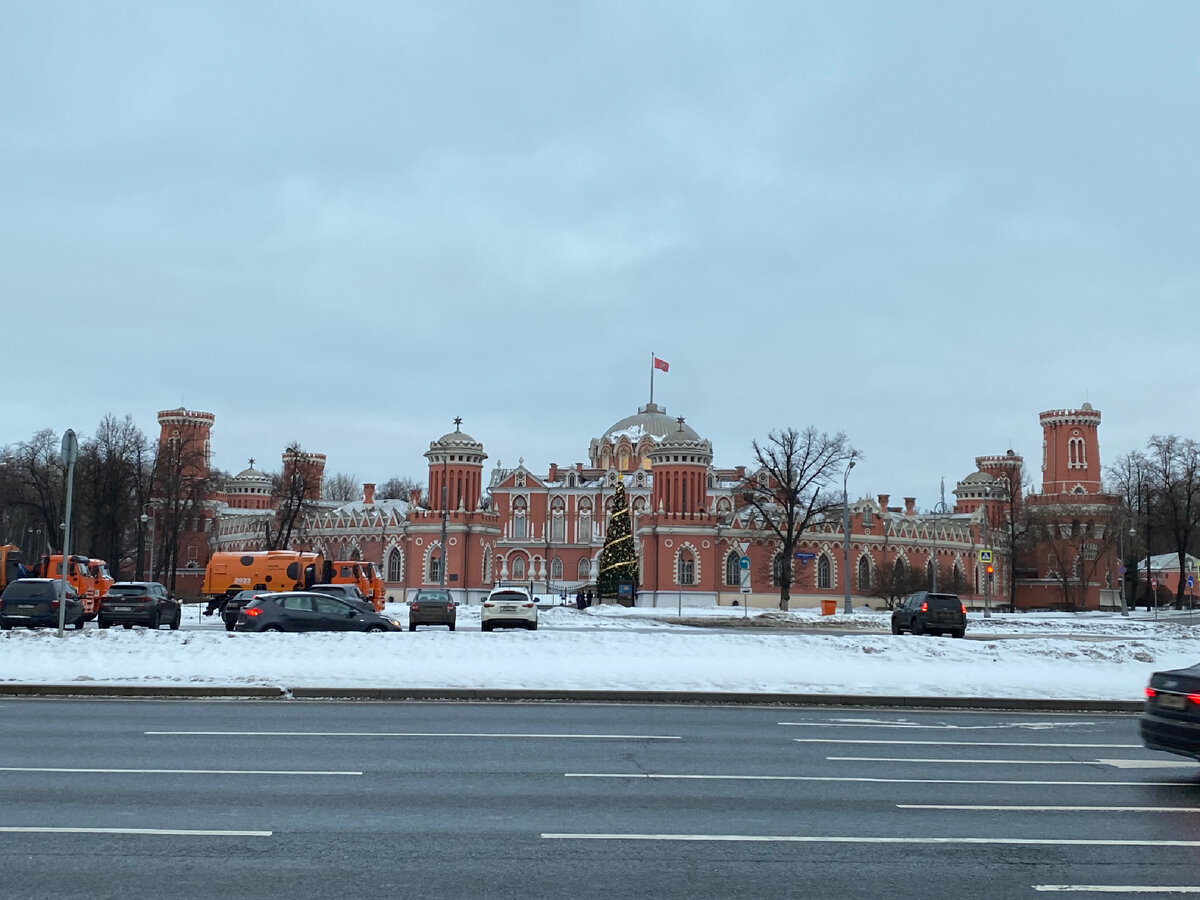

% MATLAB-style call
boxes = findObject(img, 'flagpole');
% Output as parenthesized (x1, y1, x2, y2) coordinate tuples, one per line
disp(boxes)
(649, 352, 655, 406)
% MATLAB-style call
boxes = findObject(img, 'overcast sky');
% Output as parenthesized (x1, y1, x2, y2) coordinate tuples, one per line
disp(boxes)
(2, 2, 1196, 508)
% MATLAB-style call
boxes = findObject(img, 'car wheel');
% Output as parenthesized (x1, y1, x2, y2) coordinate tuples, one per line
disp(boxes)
(75, 617, 85, 630)
(528, 621, 538, 631)
(99, 621, 111, 629)
(148, 612, 160, 630)
(409, 623, 417, 632)
(123, 623, 133, 629)
(224, 620, 236, 632)
(0, 624, 10, 630)
(952, 628, 965, 638)
(170, 610, 181, 630)
(366, 624, 385, 633)
(482, 621, 492, 632)
(911, 620, 924, 635)
(890, 621, 902, 635)
(262, 624, 283, 632)
(449, 622, 455, 632)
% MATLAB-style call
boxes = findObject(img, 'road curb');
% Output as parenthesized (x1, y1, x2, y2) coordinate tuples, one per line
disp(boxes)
(0, 684, 1144, 711)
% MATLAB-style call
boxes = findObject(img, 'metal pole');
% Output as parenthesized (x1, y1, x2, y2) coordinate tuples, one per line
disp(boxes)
(58, 429, 78, 637)
(983, 486, 992, 619)
(842, 458, 856, 614)
(439, 449, 448, 590)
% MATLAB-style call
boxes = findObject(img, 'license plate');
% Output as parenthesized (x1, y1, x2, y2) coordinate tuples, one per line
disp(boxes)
(111, 606, 132, 612)
(16, 604, 36, 611)
(1159, 693, 1188, 710)
(500, 605, 516, 612)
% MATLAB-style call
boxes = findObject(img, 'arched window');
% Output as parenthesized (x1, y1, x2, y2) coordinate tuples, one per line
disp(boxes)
(578, 498, 593, 543)
(577, 557, 590, 580)
(512, 497, 527, 540)
(725, 551, 740, 587)
(679, 551, 695, 585)
(511, 556, 526, 580)
(925, 559, 935, 589)
(550, 557, 563, 580)
(387, 549, 402, 582)
(857, 556, 871, 590)
(772, 553, 788, 586)
(894, 558, 907, 583)
(551, 497, 565, 542)
(817, 554, 831, 589)
(427, 551, 441, 583)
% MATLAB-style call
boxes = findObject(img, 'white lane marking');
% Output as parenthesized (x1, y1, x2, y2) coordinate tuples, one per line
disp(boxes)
(541, 833, 1200, 847)
(0, 767, 360, 776)
(899, 804, 1200, 813)
(564, 773, 1199, 786)
(1035, 887, 1200, 894)
(0, 827, 271, 836)
(828, 757, 1197, 769)
(793, 739, 1138, 748)
(779, 721, 1099, 730)
(145, 731, 680, 740)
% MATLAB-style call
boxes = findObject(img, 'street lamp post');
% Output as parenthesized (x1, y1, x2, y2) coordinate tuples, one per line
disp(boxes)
(983, 486, 993, 620)
(842, 456, 857, 615)
(1119, 520, 1134, 617)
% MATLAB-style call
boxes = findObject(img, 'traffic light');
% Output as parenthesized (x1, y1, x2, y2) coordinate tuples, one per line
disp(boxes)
(986, 563, 994, 582)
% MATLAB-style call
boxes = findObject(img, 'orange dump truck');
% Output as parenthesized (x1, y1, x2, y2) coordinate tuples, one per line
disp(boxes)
(202, 551, 324, 599)
(329, 560, 384, 611)
(42, 554, 103, 618)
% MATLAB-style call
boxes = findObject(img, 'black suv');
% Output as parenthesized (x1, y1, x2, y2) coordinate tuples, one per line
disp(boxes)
(0, 578, 85, 630)
(891, 591, 966, 638)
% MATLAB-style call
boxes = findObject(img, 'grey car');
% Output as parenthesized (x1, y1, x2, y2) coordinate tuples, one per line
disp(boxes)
(99, 581, 182, 630)
(407, 589, 457, 631)
(0, 578, 85, 630)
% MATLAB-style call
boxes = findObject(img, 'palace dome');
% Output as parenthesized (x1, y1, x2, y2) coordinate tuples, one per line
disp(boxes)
(603, 402, 699, 443)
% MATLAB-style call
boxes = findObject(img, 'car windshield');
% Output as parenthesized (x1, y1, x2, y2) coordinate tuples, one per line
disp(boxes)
(417, 592, 450, 602)
(108, 585, 152, 596)
(490, 591, 528, 603)
(2, 581, 56, 601)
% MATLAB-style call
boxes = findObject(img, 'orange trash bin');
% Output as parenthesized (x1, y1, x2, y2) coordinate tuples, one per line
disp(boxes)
(820, 599, 837, 616)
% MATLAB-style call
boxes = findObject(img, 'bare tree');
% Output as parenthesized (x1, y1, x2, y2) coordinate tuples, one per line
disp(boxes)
(265, 445, 320, 550)
(741, 427, 855, 611)
(376, 476, 422, 501)
(76, 415, 151, 577)
(1143, 435, 1200, 608)
(323, 471, 359, 503)
(152, 431, 218, 592)
(1023, 502, 1121, 610)
(6, 429, 64, 559)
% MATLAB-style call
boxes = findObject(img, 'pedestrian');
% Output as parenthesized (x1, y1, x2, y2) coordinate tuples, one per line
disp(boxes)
(586, 589, 594, 606)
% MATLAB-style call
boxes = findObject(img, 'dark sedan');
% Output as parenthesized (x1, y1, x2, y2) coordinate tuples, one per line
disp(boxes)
(407, 589, 456, 631)
(235, 591, 403, 633)
(0, 578, 85, 630)
(1141, 664, 1200, 760)
(98, 582, 182, 630)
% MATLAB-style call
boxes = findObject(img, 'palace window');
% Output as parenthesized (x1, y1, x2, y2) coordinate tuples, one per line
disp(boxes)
(550, 557, 563, 580)
(427, 553, 441, 583)
(511, 557, 526, 580)
(857, 556, 871, 590)
(725, 551, 740, 587)
(817, 555, 831, 589)
(387, 549, 402, 582)
(577, 557, 590, 580)
(678, 551, 695, 585)
(772, 553, 788, 586)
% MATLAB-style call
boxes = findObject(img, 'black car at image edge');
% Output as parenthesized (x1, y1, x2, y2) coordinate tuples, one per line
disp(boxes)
(1141, 664, 1200, 760)
(0, 578, 85, 630)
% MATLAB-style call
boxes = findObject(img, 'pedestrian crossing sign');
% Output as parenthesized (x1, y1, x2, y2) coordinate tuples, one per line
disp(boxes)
(978, 550, 993, 563)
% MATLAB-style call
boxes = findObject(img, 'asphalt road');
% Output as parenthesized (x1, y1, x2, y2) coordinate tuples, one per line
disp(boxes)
(1, 700, 1197, 899)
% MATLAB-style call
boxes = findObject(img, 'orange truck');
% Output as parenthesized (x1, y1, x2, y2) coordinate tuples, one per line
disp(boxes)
(42, 554, 103, 618)
(0, 544, 25, 591)
(202, 550, 324, 599)
(329, 560, 384, 611)
(88, 559, 115, 599)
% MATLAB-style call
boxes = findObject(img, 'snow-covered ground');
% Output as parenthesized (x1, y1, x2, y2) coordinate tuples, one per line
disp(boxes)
(1, 603, 1197, 701)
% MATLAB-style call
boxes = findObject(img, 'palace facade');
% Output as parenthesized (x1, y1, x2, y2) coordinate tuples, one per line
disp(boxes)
(149, 400, 1123, 611)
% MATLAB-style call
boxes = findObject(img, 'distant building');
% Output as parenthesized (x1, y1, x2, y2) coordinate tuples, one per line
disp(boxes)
(150, 401, 1122, 611)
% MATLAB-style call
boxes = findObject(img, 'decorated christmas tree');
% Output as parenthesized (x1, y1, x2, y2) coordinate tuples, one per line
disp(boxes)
(597, 476, 638, 600)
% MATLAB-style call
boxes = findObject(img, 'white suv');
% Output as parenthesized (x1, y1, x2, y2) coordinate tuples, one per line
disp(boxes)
(481, 587, 538, 631)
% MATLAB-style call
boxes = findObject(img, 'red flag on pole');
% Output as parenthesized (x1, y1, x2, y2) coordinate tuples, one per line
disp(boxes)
(653, 357, 669, 372)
